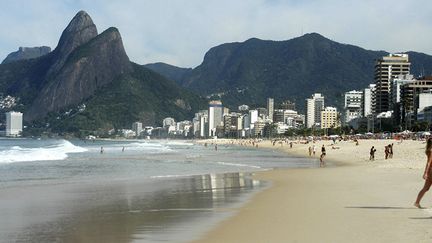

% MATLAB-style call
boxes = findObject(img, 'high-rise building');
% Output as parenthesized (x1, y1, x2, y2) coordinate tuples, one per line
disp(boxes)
(267, 98, 274, 121)
(321, 107, 339, 129)
(374, 54, 410, 114)
(193, 110, 208, 138)
(132, 122, 143, 137)
(6, 111, 23, 137)
(306, 93, 325, 128)
(391, 74, 415, 105)
(273, 109, 299, 124)
(208, 100, 223, 137)
(362, 84, 376, 117)
(344, 90, 363, 123)
(391, 74, 415, 124)
(401, 77, 432, 126)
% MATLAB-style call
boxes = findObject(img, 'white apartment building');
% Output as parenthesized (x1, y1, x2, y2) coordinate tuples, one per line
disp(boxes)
(344, 90, 363, 123)
(6, 111, 23, 137)
(132, 122, 142, 137)
(306, 93, 324, 128)
(363, 84, 376, 117)
(208, 100, 223, 137)
(267, 98, 274, 121)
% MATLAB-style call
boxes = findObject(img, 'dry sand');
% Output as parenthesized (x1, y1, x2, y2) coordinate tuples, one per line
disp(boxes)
(192, 139, 432, 243)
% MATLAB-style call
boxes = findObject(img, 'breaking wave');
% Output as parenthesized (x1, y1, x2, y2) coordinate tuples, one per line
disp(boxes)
(0, 140, 87, 163)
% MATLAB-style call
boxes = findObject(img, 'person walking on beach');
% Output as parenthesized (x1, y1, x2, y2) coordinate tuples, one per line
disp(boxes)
(215, 144, 218, 151)
(308, 146, 312, 156)
(313, 145, 316, 156)
(414, 138, 432, 208)
(384, 145, 389, 159)
(100, 146, 104, 154)
(320, 145, 326, 167)
(370, 146, 376, 161)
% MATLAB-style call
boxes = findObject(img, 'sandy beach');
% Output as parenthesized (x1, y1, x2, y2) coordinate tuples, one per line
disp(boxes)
(193, 138, 432, 242)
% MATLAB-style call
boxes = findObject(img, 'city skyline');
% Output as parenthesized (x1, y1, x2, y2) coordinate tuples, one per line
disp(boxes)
(0, 0, 431, 67)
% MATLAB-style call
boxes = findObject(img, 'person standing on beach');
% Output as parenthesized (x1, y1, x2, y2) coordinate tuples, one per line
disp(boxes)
(313, 145, 316, 156)
(308, 146, 312, 156)
(320, 145, 326, 167)
(384, 145, 389, 159)
(414, 138, 432, 208)
(370, 146, 376, 161)
(100, 146, 104, 154)
(389, 143, 394, 158)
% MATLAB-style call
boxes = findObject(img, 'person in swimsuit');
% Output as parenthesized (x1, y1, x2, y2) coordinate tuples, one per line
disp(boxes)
(320, 145, 326, 167)
(414, 138, 432, 208)
(370, 146, 376, 161)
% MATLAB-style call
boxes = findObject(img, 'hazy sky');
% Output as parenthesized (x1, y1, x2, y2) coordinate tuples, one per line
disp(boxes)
(0, 0, 431, 67)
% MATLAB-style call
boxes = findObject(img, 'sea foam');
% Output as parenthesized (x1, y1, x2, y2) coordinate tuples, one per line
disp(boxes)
(0, 140, 87, 163)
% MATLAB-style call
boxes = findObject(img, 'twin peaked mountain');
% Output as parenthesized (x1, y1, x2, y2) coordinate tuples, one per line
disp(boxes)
(0, 11, 203, 131)
(3, 10, 432, 133)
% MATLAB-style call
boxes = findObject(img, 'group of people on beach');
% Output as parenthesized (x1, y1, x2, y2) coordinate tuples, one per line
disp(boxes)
(307, 144, 326, 167)
(369, 144, 394, 161)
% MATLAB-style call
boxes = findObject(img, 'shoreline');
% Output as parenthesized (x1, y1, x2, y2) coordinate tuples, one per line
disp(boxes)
(192, 138, 432, 242)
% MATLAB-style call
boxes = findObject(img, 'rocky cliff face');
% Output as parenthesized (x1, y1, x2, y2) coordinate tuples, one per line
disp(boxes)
(47, 10, 98, 77)
(2, 46, 51, 64)
(25, 17, 131, 120)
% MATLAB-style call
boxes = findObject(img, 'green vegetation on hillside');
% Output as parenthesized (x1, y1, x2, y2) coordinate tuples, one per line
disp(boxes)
(39, 64, 206, 135)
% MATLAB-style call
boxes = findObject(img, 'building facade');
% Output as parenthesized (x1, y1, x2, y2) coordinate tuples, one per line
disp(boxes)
(306, 93, 325, 128)
(320, 107, 339, 129)
(163, 117, 176, 127)
(132, 122, 143, 137)
(362, 84, 376, 117)
(344, 90, 363, 123)
(374, 54, 411, 114)
(6, 111, 23, 137)
(208, 100, 223, 137)
(400, 77, 432, 126)
(267, 98, 274, 121)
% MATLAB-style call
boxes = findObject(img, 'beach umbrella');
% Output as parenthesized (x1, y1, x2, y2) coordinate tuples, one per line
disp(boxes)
(365, 132, 373, 135)
(422, 131, 431, 136)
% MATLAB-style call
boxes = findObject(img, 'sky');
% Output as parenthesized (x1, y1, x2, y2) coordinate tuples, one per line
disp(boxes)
(0, 0, 431, 68)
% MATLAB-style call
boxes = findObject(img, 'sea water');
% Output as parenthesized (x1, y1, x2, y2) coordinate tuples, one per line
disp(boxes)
(0, 138, 315, 242)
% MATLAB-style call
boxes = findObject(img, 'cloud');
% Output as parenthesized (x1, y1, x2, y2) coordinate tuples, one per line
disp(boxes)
(0, 0, 431, 67)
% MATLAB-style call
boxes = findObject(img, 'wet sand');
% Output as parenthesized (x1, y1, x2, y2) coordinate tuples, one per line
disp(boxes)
(0, 173, 263, 243)
(194, 139, 432, 242)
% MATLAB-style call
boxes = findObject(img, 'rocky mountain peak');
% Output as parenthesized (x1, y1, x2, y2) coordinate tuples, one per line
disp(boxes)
(48, 10, 98, 76)
(25, 14, 132, 121)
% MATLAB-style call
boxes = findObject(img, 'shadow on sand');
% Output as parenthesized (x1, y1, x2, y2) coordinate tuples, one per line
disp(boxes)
(345, 206, 416, 210)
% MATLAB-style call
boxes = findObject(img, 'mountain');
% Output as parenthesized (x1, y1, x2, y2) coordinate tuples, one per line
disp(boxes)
(2, 46, 51, 64)
(150, 33, 432, 112)
(144, 62, 192, 85)
(0, 11, 205, 133)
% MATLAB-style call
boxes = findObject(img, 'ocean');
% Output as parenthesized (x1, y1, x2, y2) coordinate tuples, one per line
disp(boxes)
(0, 138, 315, 242)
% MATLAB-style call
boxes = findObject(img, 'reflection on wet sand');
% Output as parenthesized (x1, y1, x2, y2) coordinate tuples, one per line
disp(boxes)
(3, 173, 262, 243)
